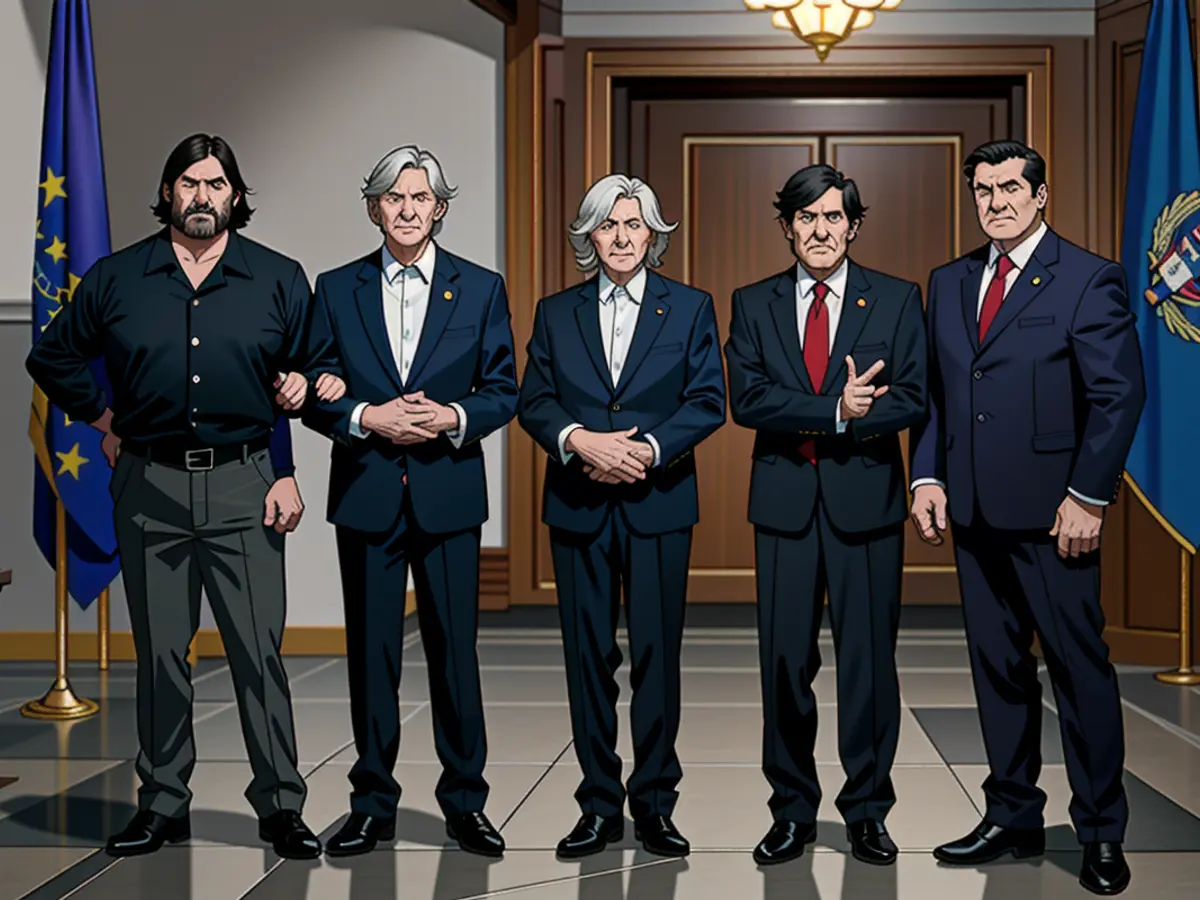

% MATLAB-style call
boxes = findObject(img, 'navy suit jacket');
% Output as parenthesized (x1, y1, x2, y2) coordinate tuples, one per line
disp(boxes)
(910, 228, 1146, 530)
(726, 261, 927, 535)
(301, 246, 518, 535)
(517, 270, 726, 536)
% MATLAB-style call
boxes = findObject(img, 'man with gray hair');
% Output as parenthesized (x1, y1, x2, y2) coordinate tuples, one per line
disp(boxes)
(518, 174, 726, 859)
(301, 145, 518, 858)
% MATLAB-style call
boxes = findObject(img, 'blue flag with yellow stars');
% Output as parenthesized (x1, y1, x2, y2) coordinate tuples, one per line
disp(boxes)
(29, 0, 120, 608)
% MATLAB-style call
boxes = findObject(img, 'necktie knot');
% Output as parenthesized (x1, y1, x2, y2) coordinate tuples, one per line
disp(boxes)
(995, 254, 1014, 279)
(812, 282, 829, 307)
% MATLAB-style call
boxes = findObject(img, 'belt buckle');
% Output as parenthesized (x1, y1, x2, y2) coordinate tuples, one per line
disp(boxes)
(184, 448, 214, 471)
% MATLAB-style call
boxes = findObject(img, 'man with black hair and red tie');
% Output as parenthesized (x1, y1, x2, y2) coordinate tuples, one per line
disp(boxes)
(725, 164, 927, 869)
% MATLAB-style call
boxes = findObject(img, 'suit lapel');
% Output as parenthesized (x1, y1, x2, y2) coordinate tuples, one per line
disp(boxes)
(768, 268, 815, 393)
(574, 278, 614, 393)
(820, 262, 873, 394)
(353, 252, 404, 391)
(614, 271, 670, 396)
(960, 247, 988, 354)
(978, 230, 1059, 353)
(405, 247, 458, 388)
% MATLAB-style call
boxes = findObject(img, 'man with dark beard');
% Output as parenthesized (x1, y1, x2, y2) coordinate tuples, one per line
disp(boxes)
(26, 133, 324, 860)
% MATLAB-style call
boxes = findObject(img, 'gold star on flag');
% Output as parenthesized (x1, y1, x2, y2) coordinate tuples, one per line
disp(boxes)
(55, 443, 88, 479)
(40, 305, 62, 334)
(36, 218, 44, 241)
(39, 169, 67, 207)
(63, 413, 73, 427)
(44, 237, 67, 264)
(66, 271, 81, 301)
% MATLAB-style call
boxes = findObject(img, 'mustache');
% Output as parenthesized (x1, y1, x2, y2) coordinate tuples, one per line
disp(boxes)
(185, 203, 217, 217)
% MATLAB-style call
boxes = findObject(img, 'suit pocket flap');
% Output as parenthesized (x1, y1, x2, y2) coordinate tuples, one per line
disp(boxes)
(1019, 315, 1056, 328)
(444, 325, 477, 338)
(1032, 430, 1075, 452)
(649, 341, 684, 355)
(853, 341, 888, 353)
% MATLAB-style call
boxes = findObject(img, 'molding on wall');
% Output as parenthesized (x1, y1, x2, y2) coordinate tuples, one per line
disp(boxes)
(0, 300, 30, 324)
(481, 547, 511, 610)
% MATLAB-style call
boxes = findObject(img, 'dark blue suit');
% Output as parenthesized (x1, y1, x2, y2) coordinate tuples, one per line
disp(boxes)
(302, 245, 518, 820)
(725, 261, 927, 826)
(911, 227, 1145, 843)
(517, 269, 725, 821)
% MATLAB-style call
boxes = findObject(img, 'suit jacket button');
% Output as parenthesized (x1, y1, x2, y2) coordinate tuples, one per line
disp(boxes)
(976, 413, 986, 423)
(611, 403, 621, 412)
(973, 370, 983, 380)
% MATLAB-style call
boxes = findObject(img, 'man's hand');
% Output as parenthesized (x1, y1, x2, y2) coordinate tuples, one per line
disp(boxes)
(583, 440, 654, 483)
(314, 373, 346, 402)
(401, 391, 460, 437)
(89, 408, 121, 467)
(1050, 494, 1104, 558)
(362, 398, 439, 444)
(264, 476, 304, 534)
(274, 372, 308, 411)
(911, 483, 949, 545)
(566, 427, 647, 483)
(839, 356, 889, 421)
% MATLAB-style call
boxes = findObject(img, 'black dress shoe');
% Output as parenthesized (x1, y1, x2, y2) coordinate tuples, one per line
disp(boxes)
(105, 810, 190, 857)
(325, 812, 396, 857)
(1079, 842, 1130, 895)
(933, 821, 1045, 865)
(848, 820, 897, 866)
(259, 810, 322, 860)
(753, 820, 817, 865)
(447, 811, 505, 858)
(634, 815, 690, 857)
(556, 813, 624, 859)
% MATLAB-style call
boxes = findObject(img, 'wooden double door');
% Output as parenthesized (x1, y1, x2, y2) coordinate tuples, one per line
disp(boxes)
(601, 79, 1019, 604)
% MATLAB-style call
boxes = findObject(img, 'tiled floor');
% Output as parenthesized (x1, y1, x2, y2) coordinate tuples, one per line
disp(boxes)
(2, 606, 1200, 899)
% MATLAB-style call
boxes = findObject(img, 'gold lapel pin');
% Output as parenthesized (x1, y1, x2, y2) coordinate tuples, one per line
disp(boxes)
(1032, 277, 1041, 286)
(443, 290, 453, 300)
(857, 298, 867, 307)
(656, 308, 664, 315)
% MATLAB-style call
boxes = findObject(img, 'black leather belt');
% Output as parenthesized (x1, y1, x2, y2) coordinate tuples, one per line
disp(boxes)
(123, 435, 271, 471)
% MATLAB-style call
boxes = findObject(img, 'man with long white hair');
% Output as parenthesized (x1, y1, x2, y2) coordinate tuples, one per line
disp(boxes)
(518, 174, 726, 859)
(301, 145, 518, 858)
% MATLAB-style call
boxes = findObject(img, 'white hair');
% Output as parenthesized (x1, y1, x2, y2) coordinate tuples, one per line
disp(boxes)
(568, 174, 677, 274)
(362, 145, 458, 237)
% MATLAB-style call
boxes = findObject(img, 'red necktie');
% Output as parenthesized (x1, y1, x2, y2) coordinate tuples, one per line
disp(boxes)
(798, 282, 830, 465)
(978, 254, 1015, 342)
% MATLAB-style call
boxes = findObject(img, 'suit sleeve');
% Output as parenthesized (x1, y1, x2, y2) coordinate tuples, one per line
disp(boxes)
(517, 299, 577, 458)
(1067, 262, 1146, 503)
(268, 416, 294, 478)
(724, 288, 841, 433)
(644, 293, 726, 466)
(852, 283, 928, 441)
(299, 273, 359, 444)
(909, 270, 945, 485)
(452, 273, 519, 445)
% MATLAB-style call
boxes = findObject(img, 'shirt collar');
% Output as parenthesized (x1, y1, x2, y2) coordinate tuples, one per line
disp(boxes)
(382, 240, 436, 285)
(598, 266, 647, 305)
(144, 227, 252, 278)
(796, 257, 849, 302)
(988, 220, 1047, 271)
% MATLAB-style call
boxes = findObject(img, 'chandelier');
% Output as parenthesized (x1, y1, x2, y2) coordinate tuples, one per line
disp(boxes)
(744, 0, 904, 62)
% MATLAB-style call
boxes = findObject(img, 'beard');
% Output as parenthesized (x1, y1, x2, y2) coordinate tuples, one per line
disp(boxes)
(172, 199, 232, 239)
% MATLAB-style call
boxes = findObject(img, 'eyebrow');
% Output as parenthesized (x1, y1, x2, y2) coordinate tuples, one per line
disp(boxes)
(997, 180, 1021, 190)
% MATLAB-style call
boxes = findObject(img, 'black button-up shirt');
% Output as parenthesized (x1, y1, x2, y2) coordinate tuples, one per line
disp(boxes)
(26, 229, 325, 468)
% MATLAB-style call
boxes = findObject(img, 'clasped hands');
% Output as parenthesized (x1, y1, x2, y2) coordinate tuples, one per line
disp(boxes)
(571, 427, 654, 484)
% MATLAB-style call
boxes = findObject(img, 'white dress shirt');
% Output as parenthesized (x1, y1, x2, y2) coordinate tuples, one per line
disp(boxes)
(796, 260, 849, 434)
(557, 266, 662, 466)
(348, 241, 466, 446)
(910, 220, 1106, 506)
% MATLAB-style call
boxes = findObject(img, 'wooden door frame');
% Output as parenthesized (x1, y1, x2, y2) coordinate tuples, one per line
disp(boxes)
(507, 41, 1080, 607)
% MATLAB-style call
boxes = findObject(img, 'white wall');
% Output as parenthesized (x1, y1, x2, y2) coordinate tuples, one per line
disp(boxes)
(0, 0, 505, 632)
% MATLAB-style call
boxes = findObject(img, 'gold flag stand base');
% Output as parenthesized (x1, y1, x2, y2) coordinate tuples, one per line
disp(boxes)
(1155, 546, 1199, 687)
(21, 678, 99, 720)
(1155, 669, 1200, 687)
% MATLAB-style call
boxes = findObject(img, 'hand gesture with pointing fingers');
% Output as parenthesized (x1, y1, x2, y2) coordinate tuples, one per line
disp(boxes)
(839, 356, 888, 420)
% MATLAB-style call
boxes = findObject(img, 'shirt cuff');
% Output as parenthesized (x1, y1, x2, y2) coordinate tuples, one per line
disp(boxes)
(349, 402, 370, 439)
(558, 423, 584, 464)
(835, 401, 847, 435)
(1068, 487, 1109, 507)
(644, 433, 662, 467)
(910, 477, 946, 492)
(446, 402, 467, 449)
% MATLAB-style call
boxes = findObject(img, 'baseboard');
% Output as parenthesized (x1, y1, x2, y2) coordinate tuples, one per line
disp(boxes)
(0, 590, 417, 661)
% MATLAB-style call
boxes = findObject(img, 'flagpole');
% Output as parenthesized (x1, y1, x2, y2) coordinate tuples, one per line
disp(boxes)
(97, 587, 109, 671)
(1156, 546, 1200, 685)
(21, 499, 99, 720)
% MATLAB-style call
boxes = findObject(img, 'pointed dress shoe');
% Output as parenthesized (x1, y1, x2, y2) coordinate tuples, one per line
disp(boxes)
(325, 812, 396, 857)
(556, 813, 624, 859)
(259, 810, 322, 859)
(848, 819, 897, 866)
(447, 811, 505, 857)
(105, 810, 190, 857)
(634, 815, 690, 857)
(933, 821, 1045, 865)
(1079, 841, 1130, 895)
(753, 820, 817, 865)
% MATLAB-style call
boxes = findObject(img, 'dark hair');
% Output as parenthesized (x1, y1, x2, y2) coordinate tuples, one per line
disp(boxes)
(774, 164, 867, 226)
(963, 139, 1046, 193)
(151, 133, 255, 229)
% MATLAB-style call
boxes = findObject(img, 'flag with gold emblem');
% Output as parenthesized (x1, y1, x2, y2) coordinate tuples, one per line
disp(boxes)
(29, 0, 120, 607)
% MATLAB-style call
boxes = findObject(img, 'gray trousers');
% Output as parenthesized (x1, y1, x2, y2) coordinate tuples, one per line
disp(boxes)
(109, 446, 306, 820)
